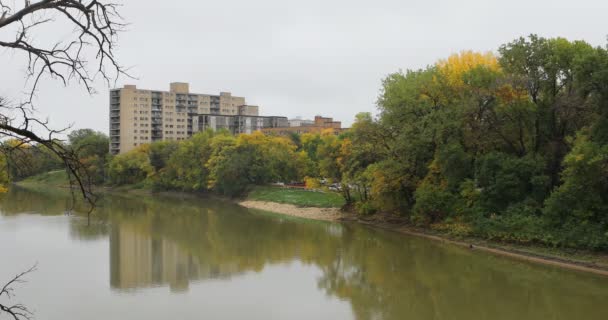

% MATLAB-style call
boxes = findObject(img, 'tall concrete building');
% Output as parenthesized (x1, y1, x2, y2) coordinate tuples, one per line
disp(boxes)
(109, 82, 287, 154)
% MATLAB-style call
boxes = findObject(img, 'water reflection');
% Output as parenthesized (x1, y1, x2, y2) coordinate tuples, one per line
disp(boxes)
(1, 187, 608, 320)
(110, 222, 241, 292)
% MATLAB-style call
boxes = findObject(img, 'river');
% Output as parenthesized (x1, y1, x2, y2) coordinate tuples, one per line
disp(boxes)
(1, 186, 607, 320)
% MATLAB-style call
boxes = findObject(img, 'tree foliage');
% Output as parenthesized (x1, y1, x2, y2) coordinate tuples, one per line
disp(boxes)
(342, 35, 608, 249)
(23, 34, 608, 251)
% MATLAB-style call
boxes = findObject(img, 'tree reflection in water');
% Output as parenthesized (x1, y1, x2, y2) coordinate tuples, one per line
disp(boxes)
(1, 186, 608, 320)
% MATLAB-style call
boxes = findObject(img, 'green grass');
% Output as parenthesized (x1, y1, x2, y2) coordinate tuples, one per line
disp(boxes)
(247, 186, 345, 208)
(18, 170, 69, 186)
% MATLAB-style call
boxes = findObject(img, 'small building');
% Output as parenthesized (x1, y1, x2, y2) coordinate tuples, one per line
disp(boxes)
(198, 114, 288, 134)
(288, 117, 314, 127)
(261, 115, 346, 136)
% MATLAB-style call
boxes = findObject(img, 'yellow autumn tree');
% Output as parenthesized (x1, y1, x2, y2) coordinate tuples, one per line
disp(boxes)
(436, 50, 500, 87)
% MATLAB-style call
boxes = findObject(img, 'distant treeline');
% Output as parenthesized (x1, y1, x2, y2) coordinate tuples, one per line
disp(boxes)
(4, 35, 608, 250)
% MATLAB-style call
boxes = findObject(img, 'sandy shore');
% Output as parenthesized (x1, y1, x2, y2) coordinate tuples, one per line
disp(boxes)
(238, 199, 608, 277)
(238, 200, 345, 221)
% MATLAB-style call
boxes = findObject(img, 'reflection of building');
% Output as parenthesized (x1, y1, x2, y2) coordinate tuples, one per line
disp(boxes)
(109, 223, 240, 292)
(109, 82, 286, 154)
(261, 115, 346, 136)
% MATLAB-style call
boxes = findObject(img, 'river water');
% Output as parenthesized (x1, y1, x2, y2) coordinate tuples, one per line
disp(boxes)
(1, 187, 607, 320)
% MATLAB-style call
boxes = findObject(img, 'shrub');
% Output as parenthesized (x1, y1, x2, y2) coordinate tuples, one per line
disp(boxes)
(412, 182, 457, 225)
(355, 201, 377, 215)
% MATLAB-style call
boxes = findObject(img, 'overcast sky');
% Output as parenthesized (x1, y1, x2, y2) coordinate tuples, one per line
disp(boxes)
(1, 0, 607, 133)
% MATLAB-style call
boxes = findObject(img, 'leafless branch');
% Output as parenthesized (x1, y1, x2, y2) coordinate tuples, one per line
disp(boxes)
(0, 0, 128, 215)
(0, 264, 37, 320)
(1, 97, 98, 216)
(0, 0, 130, 103)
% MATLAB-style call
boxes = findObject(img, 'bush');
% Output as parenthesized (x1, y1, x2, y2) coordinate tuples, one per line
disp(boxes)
(543, 135, 608, 227)
(474, 152, 549, 215)
(355, 201, 377, 215)
(472, 212, 546, 244)
(430, 219, 473, 237)
(107, 146, 153, 185)
(412, 182, 457, 225)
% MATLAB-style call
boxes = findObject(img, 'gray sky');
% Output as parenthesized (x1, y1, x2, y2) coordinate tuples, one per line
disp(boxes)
(1, 0, 607, 133)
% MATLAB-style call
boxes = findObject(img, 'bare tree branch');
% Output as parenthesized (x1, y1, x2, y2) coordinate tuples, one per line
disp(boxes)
(0, 97, 98, 215)
(0, 264, 37, 320)
(0, 0, 129, 215)
(0, 0, 130, 102)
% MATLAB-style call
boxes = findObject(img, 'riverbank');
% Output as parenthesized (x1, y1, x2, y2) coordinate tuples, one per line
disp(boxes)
(238, 200, 345, 221)
(239, 199, 608, 276)
(15, 174, 608, 276)
(239, 200, 608, 276)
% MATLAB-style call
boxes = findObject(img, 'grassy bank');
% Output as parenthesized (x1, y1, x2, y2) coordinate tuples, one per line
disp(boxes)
(18, 173, 345, 208)
(16, 171, 153, 196)
(17, 170, 69, 187)
(246, 186, 345, 208)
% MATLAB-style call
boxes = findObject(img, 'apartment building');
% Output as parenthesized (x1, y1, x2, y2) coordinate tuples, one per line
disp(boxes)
(109, 82, 282, 154)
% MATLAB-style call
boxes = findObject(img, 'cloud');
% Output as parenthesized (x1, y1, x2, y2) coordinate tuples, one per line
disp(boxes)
(0, 0, 606, 132)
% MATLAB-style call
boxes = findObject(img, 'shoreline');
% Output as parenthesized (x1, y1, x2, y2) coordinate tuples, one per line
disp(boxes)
(238, 200, 345, 221)
(238, 199, 608, 277)
(14, 181, 608, 277)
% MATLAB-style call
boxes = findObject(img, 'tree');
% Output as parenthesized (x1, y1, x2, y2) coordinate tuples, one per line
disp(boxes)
(1, 139, 63, 181)
(68, 129, 110, 184)
(0, 153, 9, 192)
(0, 265, 36, 320)
(437, 50, 500, 88)
(157, 130, 215, 191)
(207, 132, 300, 196)
(0, 0, 127, 207)
(499, 35, 600, 186)
(107, 145, 153, 186)
(1, 2, 127, 318)
(68, 129, 110, 158)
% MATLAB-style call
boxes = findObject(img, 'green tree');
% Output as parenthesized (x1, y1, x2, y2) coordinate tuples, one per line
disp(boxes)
(107, 145, 153, 185)
(68, 129, 110, 184)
